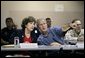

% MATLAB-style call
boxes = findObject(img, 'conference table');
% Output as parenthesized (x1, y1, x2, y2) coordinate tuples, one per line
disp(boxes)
(1, 42, 84, 57)
(1, 42, 84, 51)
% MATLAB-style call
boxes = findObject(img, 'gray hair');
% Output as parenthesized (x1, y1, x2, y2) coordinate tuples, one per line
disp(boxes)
(37, 18, 46, 27)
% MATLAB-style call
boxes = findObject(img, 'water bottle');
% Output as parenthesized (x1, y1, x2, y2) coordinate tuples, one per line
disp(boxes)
(14, 37, 20, 48)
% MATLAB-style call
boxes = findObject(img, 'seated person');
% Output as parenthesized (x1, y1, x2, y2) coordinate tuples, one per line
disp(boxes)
(10, 16, 38, 43)
(21, 16, 39, 43)
(65, 19, 84, 44)
(36, 19, 69, 56)
(61, 19, 80, 37)
(37, 19, 66, 46)
(1, 17, 17, 45)
(9, 16, 39, 57)
(46, 18, 51, 28)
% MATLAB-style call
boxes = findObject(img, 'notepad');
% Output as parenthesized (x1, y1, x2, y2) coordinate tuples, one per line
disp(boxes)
(20, 43, 38, 48)
(2, 44, 15, 48)
(76, 42, 84, 48)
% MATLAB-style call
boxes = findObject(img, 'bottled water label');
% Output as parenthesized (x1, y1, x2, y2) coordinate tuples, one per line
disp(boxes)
(14, 37, 20, 48)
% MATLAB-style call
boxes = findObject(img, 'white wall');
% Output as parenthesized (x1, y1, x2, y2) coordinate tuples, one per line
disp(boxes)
(1, 1, 84, 29)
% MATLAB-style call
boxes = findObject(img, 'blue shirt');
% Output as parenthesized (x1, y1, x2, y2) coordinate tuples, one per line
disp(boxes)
(37, 26, 66, 45)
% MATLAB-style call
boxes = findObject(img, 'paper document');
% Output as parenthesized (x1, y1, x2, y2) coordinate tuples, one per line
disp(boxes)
(76, 42, 84, 48)
(20, 43, 38, 48)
